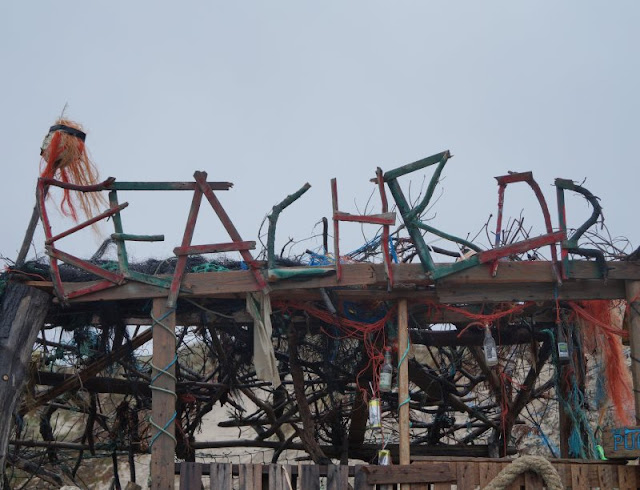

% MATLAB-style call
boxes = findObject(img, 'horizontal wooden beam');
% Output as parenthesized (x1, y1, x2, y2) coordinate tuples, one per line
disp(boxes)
(22, 260, 640, 304)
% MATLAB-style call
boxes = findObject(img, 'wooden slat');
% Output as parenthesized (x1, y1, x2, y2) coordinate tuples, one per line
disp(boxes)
(456, 461, 479, 490)
(570, 463, 588, 489)
(299, 464, 319, 490)
(433, 484, 451, 490)
(326, 465, 348, 490)
(524, 470, 543, 489)
(594, 463, 616, 488)
(210, 462, 232, 490)
(504, 462, 523, 490)
(617, 464, 638, 490)
(179, 462, 202, 490)
(253, 464, 263, 490)
(268, 464, 279, 490)
(553, 463, 570, 488)
(478, 461, 501, 487)
(364, 463, 455, 484)
(437, 280, 626, 303)
(354, 465, 374, 490)
(238, 463, 254, 490)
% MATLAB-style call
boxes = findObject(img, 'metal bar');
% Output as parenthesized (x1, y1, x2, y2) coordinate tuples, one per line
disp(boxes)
(331, 178, 341, 282)
(173, 241, 256, 256)
(377, 167, 394, 288)
(195, 171, 268, 291)
(108, 191, 130, 274)
(491, 183, 506, 276)
(333, 211, 396, 225)
(46, 247, 126, 286)
(414, 221, 482, 252)
(408, 152, 450, 221)
(385, 178, 436, 274)
(167, 185, 203, 308)
(37, 180, 65, 301)
(65, 280, 118, 300)
(38, 176, 116, 192)
(106, 181, 233, 191)
(125, 270, 180, 291)
(383, 150, 450, 181)
(111, 233, 164, 242)
(45, 202, 129, 245)
(267, 183, 311, 270)
(477, 231, 565, 264)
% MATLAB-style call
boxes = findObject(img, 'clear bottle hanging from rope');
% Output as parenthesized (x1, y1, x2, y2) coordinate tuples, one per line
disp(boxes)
(483, 325, 498, 366)
(379, 347, 393, 393)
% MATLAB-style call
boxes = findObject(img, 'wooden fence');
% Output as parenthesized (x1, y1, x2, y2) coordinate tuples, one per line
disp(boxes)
(176, 458, 640, 489)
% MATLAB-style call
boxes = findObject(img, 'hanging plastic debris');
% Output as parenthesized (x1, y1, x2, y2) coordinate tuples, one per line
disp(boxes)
(483, 326, 498, 366)
(557, 326, 570, 362)
(378, 449, 391, 465)
(368, 398, 382, 428)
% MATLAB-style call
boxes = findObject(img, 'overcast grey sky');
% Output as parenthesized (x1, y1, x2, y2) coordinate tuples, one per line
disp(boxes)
(1, 2, 638, 264)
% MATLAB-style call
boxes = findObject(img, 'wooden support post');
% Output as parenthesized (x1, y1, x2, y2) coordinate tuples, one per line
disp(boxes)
(626, 281, 640, 423)
(398, 298, 410, 476)
(0, 283, 50, 486)
(150, 299, 177, 490)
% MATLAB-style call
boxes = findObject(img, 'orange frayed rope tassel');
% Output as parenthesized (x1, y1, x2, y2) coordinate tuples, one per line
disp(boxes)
(39, 118, 104, 221)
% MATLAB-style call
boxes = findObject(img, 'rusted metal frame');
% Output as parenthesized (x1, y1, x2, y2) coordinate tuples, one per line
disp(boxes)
(492, 172, 561, 279)
(174, 241, 256, 256)
(377, 167, 394, 288)
(331, 177, 397, 283)
(37, 179, 65, 301)
(266, 183, 312, 276)
(555, 178, 606, 278)
(194, 171, 268, 291)
(167, 186, 204, 308)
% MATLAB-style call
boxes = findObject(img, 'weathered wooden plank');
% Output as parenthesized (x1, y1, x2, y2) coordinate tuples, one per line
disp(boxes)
(179, 462, 202, 489)
(268, 464, 279, 490)
(150, 301, 176, 490)
(595, 463, 616, 488)
(354, 465, 374, 490)
(0, 284, 50, 485)
(456, 461, 479, 490)
(570, 463, 588, 489)
(524, 469, 543, 489)
(238, 463, 254, 490)
(399, 299, 410, 470)
(617, 464, 638, 490)
(478, 461, 500, 487)
(504, 462, 522, 490)
(553, 463, 570, 487)
(326, 464, 348, 490)
(299, 464, 319, 490)
(364, 463, 455, 484)
(437, 280, 626, 303)
(253, 464, 263, 490)
(210, 463, 232, 489)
